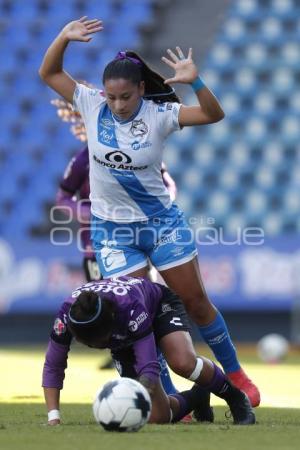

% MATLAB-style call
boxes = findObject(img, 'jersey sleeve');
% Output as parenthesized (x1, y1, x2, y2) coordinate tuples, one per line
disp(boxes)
(132, 333, 160, 383)
(73, 83, 106, 123)
(139, 278, 163, 305)
(127, 298, 153, 340)
(156, 102, 182, 137)
(42, 301, 73, 389)
(124, 286, 161, 381)
(60, 147, 88, 194)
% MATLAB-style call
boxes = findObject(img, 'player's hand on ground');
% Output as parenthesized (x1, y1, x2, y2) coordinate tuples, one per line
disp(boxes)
(162, 47, 199, 85)
(62, 17, 103, 42)
(48, 419, 61, 426)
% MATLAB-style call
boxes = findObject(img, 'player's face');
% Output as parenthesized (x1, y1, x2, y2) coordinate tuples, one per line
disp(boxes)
(104, 79, 145, 120)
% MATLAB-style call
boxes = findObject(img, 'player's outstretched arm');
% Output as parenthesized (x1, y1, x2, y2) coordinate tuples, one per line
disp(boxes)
(39, 17, 103, 103)
(162, 46, 224, 126)
(44, 387, 61, 425)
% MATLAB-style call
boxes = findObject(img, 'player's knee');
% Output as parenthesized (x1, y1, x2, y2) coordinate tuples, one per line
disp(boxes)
(169, 353, 198, 379)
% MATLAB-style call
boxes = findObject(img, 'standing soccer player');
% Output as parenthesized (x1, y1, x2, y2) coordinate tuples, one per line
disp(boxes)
(53, 100, 179, 383)
(53, 96, 177, 283)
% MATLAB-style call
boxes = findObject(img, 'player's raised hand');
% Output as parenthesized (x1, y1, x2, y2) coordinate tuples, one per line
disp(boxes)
(162, 47, 198, 85)
(62, 17, 103, 42)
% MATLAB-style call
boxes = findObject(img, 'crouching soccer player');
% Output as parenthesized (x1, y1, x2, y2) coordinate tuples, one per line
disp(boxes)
(42, 277, 255, 426)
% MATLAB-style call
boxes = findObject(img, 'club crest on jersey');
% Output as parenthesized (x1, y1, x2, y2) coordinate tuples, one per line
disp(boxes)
(54, 318, 66, 336)
(130, 119, 148, 138)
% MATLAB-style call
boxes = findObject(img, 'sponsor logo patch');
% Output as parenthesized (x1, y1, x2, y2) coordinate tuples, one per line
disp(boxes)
(105, 150, 132, 164)
(131, 141, 152, 151)
(169, 317, 183, 326)
(100, 247, 127, 272)
(93, 154, 147, 171)
(99, 129, 115, 144)
(161, 303, 173, 313)
(128, 311, 148, 332)
(101, 118, 115, 128)
(128, 320, 138, 332)
(54, 318, 66, 336)
(154, 229, 182, 251)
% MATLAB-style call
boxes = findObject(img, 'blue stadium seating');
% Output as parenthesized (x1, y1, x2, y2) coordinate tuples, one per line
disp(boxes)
(0, 0, 156, 237)
(166, 0, 300, 235)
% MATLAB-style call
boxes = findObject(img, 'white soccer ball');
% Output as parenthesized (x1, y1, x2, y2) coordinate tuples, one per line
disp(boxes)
(93, 378, 152, 432)
(257, 333, 289, 363)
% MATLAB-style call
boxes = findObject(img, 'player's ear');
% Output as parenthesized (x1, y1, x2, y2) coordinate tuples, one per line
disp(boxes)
(139, 81, 145, 96)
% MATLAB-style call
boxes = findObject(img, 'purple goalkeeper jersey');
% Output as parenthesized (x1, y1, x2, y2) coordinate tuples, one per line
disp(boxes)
(42, 276, 163, 389)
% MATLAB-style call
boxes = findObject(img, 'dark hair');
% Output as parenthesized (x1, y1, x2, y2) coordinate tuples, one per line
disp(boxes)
(102, 50, 180, 104)
(67, 291, 115, 345)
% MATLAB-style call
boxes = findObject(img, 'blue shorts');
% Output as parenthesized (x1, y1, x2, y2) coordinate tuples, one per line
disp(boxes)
(91, 204, 198, 278)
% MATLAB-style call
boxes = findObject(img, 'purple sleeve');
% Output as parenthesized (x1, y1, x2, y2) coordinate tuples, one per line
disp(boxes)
(60, 147, 89, 194)
(56, 147, 90, 222)
(42, 340, 70, 389)
(132, 333, 160, 383)
(56, 189, 91, 222)
(42, 301, 73, 389)
(125, 292, 160, 382)
(139, 278, 163, 306)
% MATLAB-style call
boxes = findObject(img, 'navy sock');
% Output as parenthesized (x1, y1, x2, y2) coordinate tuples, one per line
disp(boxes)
(157, 348, 177, 395)
(198, 310, 240, 373)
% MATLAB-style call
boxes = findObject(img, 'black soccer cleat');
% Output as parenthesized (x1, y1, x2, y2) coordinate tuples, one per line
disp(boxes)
(193, 390, 214, 423)
(226, 387, 256, 425)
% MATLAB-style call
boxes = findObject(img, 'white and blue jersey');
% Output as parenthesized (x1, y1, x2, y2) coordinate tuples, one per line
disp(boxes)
(73, 83, 197, 277)
(73, 83, 181, 222)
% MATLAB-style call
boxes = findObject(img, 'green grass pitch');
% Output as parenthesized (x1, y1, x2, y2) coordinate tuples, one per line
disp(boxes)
(0, 345, 300, 450)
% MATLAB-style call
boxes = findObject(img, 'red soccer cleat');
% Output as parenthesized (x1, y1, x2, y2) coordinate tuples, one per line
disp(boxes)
(181, 413, 193, 423)
(227, 368, 261, 408)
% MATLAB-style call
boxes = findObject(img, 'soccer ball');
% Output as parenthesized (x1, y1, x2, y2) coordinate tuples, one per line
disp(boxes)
(93, 378, 152, 432)
(257, 333, 289, 363)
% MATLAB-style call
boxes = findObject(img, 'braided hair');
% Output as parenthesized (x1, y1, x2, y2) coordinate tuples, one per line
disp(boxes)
(103, 50, 180, 104)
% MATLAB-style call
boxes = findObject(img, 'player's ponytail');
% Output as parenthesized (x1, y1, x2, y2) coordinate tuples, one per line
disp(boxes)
(103, 50, 180, 104)
(127, 51, 180, 104)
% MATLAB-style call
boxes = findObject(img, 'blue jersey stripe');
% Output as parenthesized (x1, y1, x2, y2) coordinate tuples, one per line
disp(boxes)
(109, 169, 167, 217)
(97, 104, 119, 148)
